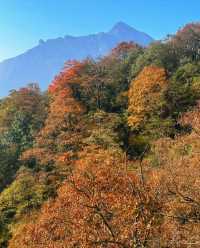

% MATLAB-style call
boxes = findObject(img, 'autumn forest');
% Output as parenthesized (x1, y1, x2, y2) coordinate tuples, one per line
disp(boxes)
(1, 23, 200, 247)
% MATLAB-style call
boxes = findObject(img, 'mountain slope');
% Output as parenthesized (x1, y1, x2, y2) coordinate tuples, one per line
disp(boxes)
(0, 22, 153, 96)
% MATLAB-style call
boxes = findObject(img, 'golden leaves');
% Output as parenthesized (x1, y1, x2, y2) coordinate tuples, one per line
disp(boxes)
(128, 66, 168, 128)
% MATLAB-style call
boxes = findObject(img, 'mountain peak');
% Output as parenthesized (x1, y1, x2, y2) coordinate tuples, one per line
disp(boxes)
(110, 22, 135, 34)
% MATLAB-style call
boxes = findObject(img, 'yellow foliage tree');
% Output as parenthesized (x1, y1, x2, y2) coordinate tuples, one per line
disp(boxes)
(128, 66, 168, 128)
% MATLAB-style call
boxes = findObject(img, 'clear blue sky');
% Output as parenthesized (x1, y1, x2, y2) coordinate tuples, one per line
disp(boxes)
(0, 0, 200, 61)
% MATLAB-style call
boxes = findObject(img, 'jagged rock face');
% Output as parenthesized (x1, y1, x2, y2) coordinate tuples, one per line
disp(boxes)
(0, 22, 154, 97)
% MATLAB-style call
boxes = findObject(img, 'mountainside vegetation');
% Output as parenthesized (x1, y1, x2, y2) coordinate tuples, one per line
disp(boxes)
(1, 22, 200, 247)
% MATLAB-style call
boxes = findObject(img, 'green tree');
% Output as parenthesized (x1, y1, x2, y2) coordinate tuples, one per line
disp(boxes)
(0, 84, 48, 191)
(166, 63, 200, 118)
(131, 42, 179, 78)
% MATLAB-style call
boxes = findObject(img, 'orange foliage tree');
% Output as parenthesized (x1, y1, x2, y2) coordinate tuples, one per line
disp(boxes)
(9, 146, 166, 248)
(48, 60, 89, 93)
(128, 66, 168, 129)
(20, 61, 87, 179)
(36, 61, 86, 150)
(145, 104, 200, 246)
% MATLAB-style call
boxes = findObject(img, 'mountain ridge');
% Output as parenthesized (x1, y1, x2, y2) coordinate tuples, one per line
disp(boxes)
(0, 22, 154, 97)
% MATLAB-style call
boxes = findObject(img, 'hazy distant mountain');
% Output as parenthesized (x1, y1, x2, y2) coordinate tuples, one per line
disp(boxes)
(0, 22, 154, 96)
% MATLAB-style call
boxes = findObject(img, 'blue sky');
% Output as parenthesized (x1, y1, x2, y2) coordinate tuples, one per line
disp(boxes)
(0, 0, 200, 61)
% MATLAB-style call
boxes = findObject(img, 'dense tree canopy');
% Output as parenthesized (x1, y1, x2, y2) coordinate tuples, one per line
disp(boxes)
(0, 23, 200, 247)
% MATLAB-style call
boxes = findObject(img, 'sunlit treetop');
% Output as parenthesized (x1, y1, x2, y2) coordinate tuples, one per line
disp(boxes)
(48, 60, 89, 94)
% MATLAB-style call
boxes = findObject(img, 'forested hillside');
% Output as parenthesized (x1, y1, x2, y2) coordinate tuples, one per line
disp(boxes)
(1, 23, 200, 247)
